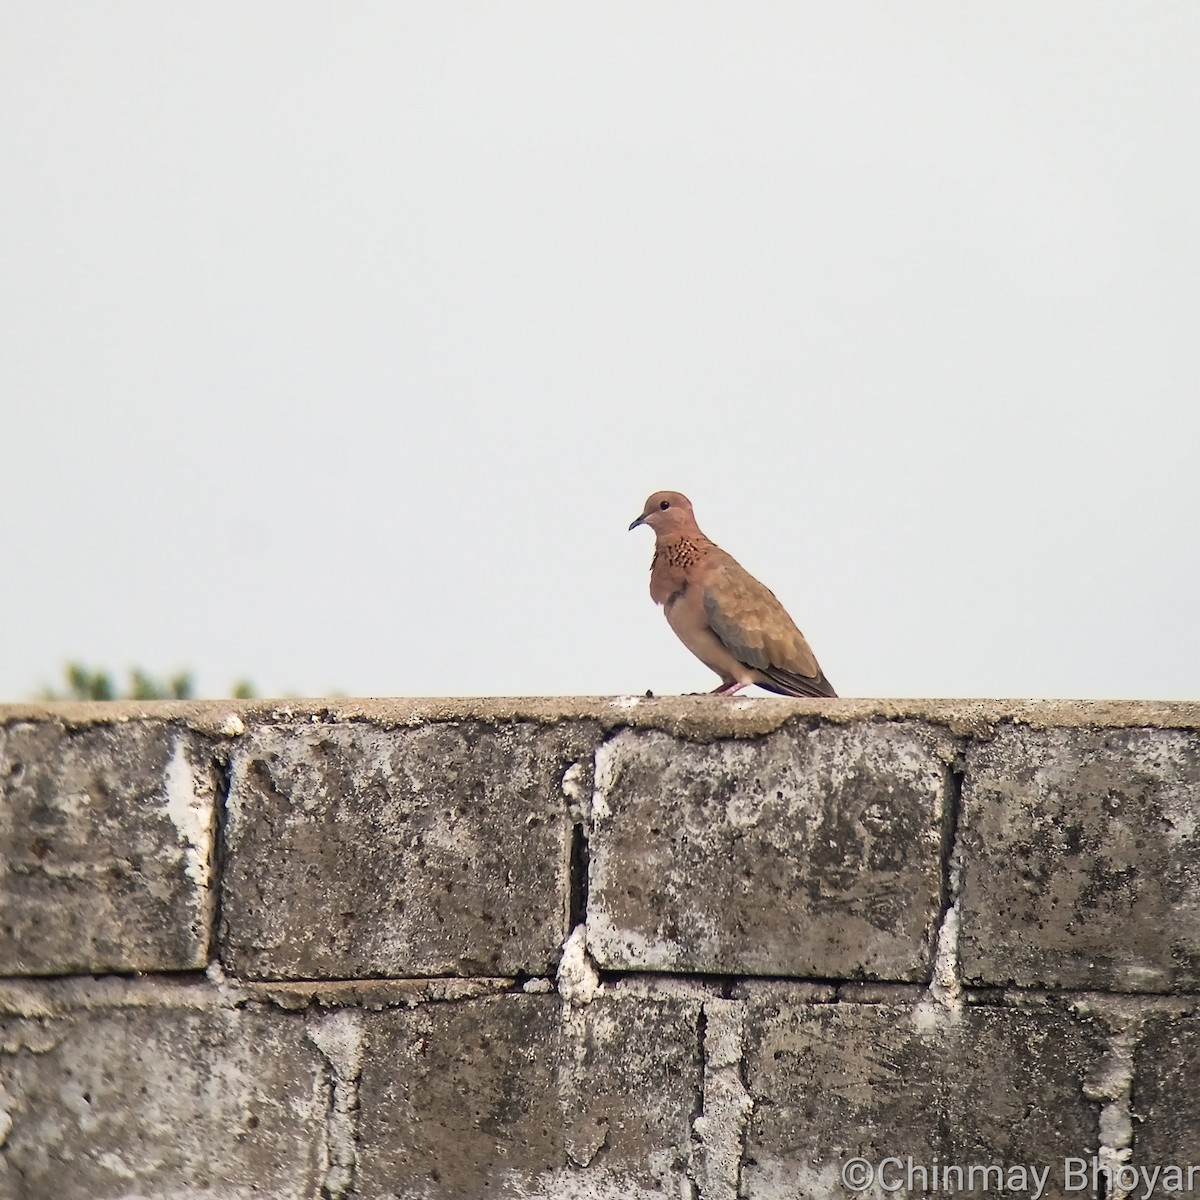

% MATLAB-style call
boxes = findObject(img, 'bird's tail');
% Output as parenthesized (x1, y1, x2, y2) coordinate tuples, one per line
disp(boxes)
(757, 666, 838, 699)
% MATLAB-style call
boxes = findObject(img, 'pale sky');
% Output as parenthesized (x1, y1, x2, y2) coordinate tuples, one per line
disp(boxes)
(2, 4, 1198, 702)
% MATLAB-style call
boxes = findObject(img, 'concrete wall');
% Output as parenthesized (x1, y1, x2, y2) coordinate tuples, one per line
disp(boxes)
(1, 697, 1198, 1200)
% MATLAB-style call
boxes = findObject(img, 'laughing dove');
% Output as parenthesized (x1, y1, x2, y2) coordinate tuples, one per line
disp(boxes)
(629, 490, 836, 698)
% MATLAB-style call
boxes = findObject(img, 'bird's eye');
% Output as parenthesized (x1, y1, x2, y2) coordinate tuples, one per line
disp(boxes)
(659, 500, 670, 510)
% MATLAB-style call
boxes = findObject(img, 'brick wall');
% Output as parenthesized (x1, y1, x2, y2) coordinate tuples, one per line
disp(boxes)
(1, 698, 1198, 1199)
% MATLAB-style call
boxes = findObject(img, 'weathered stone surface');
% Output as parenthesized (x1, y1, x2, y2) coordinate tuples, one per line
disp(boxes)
(587, 722, 954, 978)
(959, 727, 1200, 991)
(4, 700, 1200, 1196)
(355, 993, 701, 1199)
(0, 1004, 327, 1199)
(741, 988, 1108, 1199)
(1132, 1014, 1200, 1170)
(222, 721, 594, 979)
(243, 975, 514, 1011)
(558, 994, 701, 1185)
(8, 696, 1198, 743)
(355, 994, 561, 1197)
(0, 721, 214, 974)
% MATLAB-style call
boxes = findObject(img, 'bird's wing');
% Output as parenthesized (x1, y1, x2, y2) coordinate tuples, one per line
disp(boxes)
(702, 556, 836, 698)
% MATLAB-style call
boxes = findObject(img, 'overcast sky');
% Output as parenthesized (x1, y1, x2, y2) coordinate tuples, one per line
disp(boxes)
(2, 4, 1197, 702)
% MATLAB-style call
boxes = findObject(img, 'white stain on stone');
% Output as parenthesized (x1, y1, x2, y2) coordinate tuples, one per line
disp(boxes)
(204, 960, 246, 1008)
(912, 903, 962, 1033)
(96, 1150, 137, 1180)
(500, 1167, 685, 1199)
(748, 1160, 850, 1200)
(308, 1009, 364, 1090)
(218, 712, 245, 737)
(557, 925, 602, 1006)
(726, 787, 767, 831)
(690, 999, 753, 1200)
(309, 1010, 364, 1200)
(164, 738, 211, 893)
(590, 731, 630, 824)
(1084, 1030, 1136, 1200)
(913, 833, 963, 1031)
(584, 910, 684, 972)
(561, 761, 589, 822)
(1114, 962, 1170, 991)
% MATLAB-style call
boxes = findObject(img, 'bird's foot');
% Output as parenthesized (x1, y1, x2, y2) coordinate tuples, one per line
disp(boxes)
(711, 681, 748, 696)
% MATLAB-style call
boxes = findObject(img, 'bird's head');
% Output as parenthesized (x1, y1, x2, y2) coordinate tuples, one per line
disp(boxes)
(628, 490, 698, 536)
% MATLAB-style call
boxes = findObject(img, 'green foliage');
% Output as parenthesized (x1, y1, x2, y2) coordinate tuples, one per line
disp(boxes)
(62, 663, 115, 701)
(41, 663, 254, 701)
(127, 669, 194, 700)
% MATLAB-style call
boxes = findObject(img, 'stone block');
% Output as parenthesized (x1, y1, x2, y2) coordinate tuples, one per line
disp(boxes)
(355, 994, 561, 1197)
(958, 726, 1200, 991)
(354, 992, 701, 1198)
(740, 989, 1108, 1199)
(1132, 1014, 1200, 1172)
(558, 993, 701, 1183)
(0, 720, 214, 974)
(222, 720, 594, 979)
(0, 1003, 327, 1199)
(587, 722, 954, 978)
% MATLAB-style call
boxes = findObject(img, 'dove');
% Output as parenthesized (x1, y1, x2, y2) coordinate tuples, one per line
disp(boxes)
(628, 490, 836, 698)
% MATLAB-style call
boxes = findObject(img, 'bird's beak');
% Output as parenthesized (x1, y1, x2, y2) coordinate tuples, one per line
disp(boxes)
(628, 514, 646, 531)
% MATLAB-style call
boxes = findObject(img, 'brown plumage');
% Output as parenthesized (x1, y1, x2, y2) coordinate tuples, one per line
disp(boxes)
(629, 490, 836, 698)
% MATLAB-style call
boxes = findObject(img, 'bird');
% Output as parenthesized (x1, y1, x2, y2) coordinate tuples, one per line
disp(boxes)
(628, 490, 836, 698)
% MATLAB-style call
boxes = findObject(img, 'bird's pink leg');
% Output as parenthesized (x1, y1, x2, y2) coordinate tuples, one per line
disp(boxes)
(711, 681, 748, 696)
